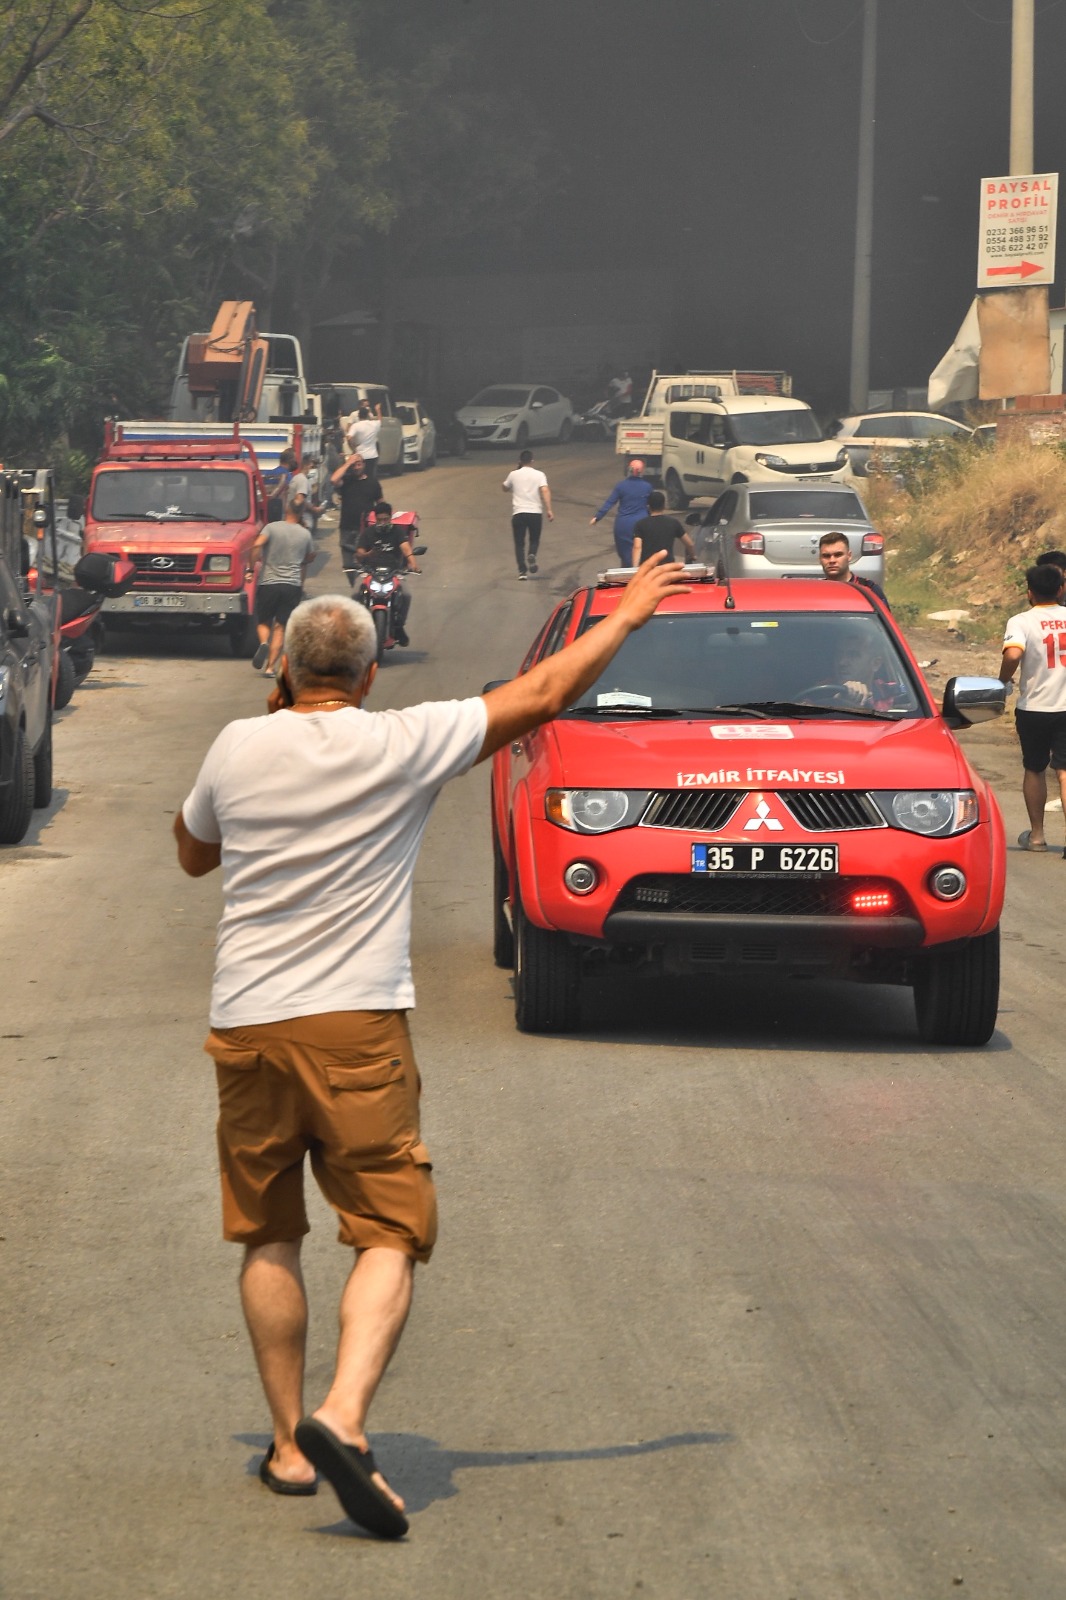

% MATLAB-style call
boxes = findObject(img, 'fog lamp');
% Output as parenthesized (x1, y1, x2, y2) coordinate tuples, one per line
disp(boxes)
(564, 861, 598, 895)
(851, 889, 894, 914)
(929, 866, 966, 902)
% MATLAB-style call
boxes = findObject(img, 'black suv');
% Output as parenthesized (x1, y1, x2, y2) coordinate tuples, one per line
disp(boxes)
(0, 540, 53, 844)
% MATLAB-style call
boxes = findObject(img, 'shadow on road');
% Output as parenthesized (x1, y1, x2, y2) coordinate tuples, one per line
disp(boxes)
(235, 1426, 728, 1535)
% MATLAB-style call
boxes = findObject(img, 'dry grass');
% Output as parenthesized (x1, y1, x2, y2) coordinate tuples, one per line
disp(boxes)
(864, 437, 1066, 637)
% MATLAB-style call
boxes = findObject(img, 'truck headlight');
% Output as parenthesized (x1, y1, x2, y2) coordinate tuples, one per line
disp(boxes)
(545, 788, 649, 833)
(873, 790, 978, 836)
(755, 452, 788, 468)
(207, 556, 231, 572)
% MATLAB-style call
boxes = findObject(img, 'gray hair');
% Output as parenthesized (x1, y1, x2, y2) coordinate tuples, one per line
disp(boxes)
(284, 594, 377, 692)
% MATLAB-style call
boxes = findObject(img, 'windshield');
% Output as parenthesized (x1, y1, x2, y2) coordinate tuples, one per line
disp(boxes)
(729, 410, 823, 446)
(568, 611, 923, 718)
(395, 405, 418, 425)
(748, 490, 866, 521)
(468, 387, 530, 408)
(91, 469, 250, 522)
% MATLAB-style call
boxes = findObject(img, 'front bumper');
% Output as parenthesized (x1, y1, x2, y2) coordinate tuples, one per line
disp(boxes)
(104, 590, 249, 615)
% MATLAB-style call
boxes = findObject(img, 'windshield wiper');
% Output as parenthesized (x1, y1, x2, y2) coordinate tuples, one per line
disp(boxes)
(730, 699, 906, 721)
(564, 704, 685, 718)
(141, 510, 229, 522)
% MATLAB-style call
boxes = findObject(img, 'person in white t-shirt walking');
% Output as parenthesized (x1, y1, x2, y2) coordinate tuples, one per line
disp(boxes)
(1000, 562, 1066, 853)
(173, 558, 688, 1538)
(502, 448, 553, 578)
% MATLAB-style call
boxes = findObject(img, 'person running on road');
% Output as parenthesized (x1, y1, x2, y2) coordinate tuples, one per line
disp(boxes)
(246, 488, 315, 674)
(631, 490, 695, 566)
(1000, 562, 1066, 854)
(174, 555, 690, 1539)
(590, 459, 653, 565)
(502, 448, 553, 578)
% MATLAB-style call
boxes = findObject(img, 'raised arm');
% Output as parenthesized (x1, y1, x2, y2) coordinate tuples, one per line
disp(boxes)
(476, 554, 689, 763)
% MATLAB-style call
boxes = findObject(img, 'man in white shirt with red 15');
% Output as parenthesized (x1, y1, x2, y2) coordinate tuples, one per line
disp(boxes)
(1000, 562, 1066, 854)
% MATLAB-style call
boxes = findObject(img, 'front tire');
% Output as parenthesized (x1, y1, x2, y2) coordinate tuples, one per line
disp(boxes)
(493, 826, 514, 968)
(513, 897, 582, 1033)
(373, 608, 387, 665)
(54, 649, 76, 710)
(33, 714, 53, 808)
(228, 616, 259, 658)
(664, 469, 689, 510)
(0, 729, 34, 844)
(913, 926, 1000, 1046)
(558, 417, 573, 444)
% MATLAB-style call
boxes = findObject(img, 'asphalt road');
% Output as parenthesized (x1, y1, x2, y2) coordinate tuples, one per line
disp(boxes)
(2, 443, 1065, 1599)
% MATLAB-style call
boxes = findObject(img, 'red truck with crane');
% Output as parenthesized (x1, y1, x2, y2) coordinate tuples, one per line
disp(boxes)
(84, 302, 321, 649)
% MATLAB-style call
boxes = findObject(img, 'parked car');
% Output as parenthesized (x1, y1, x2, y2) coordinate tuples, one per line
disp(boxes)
(490, 571, 1006, 1045)
(456, 384, 574, 448)
(828, 412, 972, 477)
(395, 400, 437, 470)
(661, 395, 851, 508)
(691, 482, 884, 586)
(0, 536, 54, 844)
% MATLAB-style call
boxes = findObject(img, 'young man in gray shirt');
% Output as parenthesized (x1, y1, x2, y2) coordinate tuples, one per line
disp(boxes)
(247, 489, 316, 673)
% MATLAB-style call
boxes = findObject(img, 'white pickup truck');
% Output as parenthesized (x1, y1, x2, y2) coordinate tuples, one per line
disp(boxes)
(615, 369, 792, 479)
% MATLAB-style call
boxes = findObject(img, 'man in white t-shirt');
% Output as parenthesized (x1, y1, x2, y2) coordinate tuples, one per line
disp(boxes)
(346, 402, 382, 468)
(173, 558, 687, 1536)
(1000, 562, 1066, 853)
(502, 447, 553, 578)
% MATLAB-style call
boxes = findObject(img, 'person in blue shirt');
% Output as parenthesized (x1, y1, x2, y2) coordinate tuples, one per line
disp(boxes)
(590, 459, 654, 565)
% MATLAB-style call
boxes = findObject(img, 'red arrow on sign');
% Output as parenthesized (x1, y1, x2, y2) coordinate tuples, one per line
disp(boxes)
(986, 260, 1045, 279)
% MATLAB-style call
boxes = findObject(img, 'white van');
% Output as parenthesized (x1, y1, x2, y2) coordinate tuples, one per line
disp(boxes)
(661, 395, 851, 507)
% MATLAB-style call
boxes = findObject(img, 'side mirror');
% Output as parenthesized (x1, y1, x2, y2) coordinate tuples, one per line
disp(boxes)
(33, 507, 47, 528)
(530, 401, 543, 410)
(941, 675, 1006, 727)
(412, 544, 427, 555)
(482, 679, 510, 693)
(5, 606, 30, 638)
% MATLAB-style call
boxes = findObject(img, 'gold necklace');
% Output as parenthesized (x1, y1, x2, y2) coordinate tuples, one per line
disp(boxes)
(295, 699, 351, 710)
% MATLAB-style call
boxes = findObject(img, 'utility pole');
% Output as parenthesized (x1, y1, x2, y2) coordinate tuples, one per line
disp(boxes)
(849, 0, 876, 413)
(1010, 0, 1034, 175)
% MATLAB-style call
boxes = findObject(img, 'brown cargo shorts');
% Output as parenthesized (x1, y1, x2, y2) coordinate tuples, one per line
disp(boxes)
(203, 1009, 436, 1261)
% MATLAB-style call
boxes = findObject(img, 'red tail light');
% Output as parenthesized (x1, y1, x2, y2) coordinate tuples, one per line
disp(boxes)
(735, 531, 765, 553)
(861, 532, 884, 556)
(851, 889, 894, 913)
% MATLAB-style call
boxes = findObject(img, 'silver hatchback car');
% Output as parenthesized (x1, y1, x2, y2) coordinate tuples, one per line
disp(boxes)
(689, 482, 884, 586)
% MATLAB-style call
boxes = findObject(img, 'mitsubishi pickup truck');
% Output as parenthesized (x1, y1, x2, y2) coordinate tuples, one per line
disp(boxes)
(85, 433, 269, 653)
(615, 369, 792, 479)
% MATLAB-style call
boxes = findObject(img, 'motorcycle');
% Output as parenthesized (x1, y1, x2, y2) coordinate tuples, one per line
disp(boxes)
(348, 510, 426, 665)
(55, 552, 136, 706)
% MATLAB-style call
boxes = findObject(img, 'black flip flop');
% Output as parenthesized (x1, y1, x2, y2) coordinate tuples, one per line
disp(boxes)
(294, 1417, 408, 1538)
(259, 1442, 318, 1497)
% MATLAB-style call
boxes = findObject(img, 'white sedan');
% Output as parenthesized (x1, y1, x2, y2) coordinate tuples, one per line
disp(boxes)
(456, 384, 574, 448)
(396, 400, 437, 470)
(828, 411, 972, 476)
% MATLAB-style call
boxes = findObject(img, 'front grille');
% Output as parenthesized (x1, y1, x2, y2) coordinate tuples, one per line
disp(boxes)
(780, 790, 884, 831)
(615, 874, 905, 918)
(641, 790, 743, 831)
(781, 462, 835, 475)
(130, 554, 199, 572)
(465, 426, 497, 439)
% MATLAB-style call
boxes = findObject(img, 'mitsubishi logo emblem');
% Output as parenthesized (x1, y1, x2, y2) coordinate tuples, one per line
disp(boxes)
(743, 798, 784, 832)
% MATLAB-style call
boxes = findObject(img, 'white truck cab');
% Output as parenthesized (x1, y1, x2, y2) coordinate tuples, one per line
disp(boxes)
(660, 395, 851, 507)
